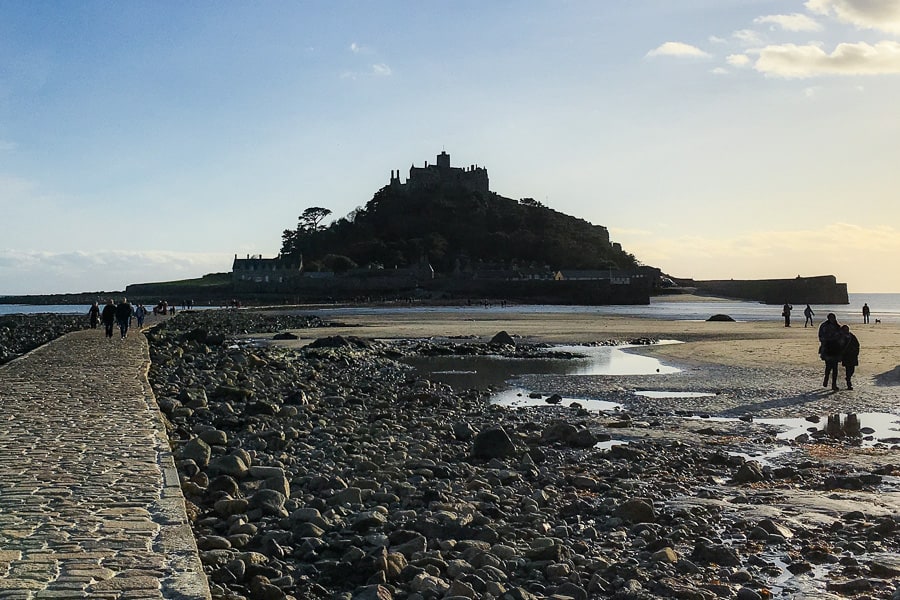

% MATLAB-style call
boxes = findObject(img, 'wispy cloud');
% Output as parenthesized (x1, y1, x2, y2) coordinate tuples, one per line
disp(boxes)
(754, 41, 900, 78)
(0, 249, 232, 295)
(732, 29, 764, 45)
(646, 42, 710, 58)
(754, 13, 823, 32)
(371, 63, 392, 76)
(806, 0, 900, 34)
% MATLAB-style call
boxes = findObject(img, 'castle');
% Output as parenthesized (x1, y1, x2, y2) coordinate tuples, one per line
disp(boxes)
(389, 151, 489, 195)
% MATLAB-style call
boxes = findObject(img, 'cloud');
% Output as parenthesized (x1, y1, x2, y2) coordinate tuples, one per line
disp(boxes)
(711, 67, 729, 75)
(806, 0, 900, 34)
(646, 42, 710, 58)
(371, 63, 392, 76)
(727, 54, 751, 67)
(754, 13, 823, 32)
(754, 41, 900, 77)
(732, 29, 764, 45)
(0, 249, 232, 295)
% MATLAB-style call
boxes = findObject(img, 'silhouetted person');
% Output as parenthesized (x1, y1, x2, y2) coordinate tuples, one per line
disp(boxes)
(115, 297, 133, 339)
(782, 303, 793, 327)
(101, 299, 116, 339)
(840, 324, 859, 390)
(862, 303, 870, 324)
(87, 302, 100, 329)
(803, 304, 814, 327)
(818, 313, 843, 390)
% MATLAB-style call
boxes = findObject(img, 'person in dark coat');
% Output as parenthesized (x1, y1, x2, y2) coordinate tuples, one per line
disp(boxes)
(803, 304, 815, 328)
(840, 325, 860, 390)
(100, 299, 116, 338)
(818, 313, 843, 390)
(782, 303, 793, 327)
(114, 297, 134, 339)
(87, 302, 100, 329)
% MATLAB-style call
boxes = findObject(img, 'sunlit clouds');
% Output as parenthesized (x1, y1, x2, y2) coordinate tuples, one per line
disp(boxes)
(646, 42, 710, 58)
(755, 41, 900, 77)
(754, 13, 823, 32)
(806, 0, 900, 33)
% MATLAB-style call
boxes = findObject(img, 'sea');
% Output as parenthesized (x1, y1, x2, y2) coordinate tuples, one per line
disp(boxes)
(1, 293, 897, 324)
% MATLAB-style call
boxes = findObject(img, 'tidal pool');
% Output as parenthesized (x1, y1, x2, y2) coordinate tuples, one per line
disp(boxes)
(403, 341, 681, 392)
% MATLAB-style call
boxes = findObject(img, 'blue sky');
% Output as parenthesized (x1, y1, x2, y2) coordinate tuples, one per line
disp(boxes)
(2, 0, 900, 294)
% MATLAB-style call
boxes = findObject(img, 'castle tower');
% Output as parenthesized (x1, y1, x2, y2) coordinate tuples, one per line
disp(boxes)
(436, 151, 450, 170)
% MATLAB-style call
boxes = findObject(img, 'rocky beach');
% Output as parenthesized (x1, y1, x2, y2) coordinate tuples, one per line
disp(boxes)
(5, 307, 900, 600)
(141, 306, 900, 600)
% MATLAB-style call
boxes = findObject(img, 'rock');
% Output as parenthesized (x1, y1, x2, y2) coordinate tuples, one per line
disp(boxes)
(616, 498, 656, 524)
(272, 332, 299, 340)
(208, 454, 250, 479)
(472, 426, 516, 459)
(707, 314, 735, 322)
(489, 331, 516, 346)
(733, 461, 765, 483)
(178, 438, 212, 467)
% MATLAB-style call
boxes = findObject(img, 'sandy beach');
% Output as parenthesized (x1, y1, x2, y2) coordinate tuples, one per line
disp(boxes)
(266, 298, 900, 417)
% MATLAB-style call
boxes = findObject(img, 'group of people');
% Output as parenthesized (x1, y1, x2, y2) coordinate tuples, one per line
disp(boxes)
(88, 299, 149, 339)
(781, 303, 865, 390)
(817, 313, 860, 391)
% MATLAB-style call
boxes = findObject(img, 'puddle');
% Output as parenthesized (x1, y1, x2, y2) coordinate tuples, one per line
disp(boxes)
(729, 446, 796, 467)
(403, 341, 682, 391)
(491, 387, 622, 412)
(634, 390, 717, 399)
(757, 412, 900, 446)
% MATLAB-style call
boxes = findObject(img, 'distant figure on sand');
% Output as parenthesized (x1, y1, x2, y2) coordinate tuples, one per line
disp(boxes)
(87, 302, 100, 329)
(863, 303, 870, 324)
(818, 313, 844, 391)
(115, 297, 133, 339)
(101, 299, 116, 338)
(840, 325, 860, 390)
(782, 303, 793, 327)
(803, 304, 814, 328)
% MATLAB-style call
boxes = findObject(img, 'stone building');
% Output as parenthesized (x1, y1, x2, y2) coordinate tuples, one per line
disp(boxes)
(389, 151, 489, 194)
(231, 254, 303, 284)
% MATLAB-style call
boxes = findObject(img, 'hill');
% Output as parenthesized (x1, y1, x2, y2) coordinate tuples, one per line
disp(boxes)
(279, 179, 639, 274)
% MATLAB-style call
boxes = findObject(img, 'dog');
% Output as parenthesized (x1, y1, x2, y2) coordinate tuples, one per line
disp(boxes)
(875, 318, 881, 324)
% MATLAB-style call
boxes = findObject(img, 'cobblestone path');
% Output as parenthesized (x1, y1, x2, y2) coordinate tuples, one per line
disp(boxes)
(0, 329, 210, 599)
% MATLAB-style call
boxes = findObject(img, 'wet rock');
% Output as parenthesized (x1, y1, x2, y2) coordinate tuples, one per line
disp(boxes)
(707, 314, 735, 322)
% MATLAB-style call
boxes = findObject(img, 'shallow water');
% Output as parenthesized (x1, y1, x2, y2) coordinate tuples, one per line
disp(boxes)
(403, 342, 681, 392)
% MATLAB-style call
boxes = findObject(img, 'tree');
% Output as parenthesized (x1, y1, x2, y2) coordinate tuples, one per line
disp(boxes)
(298, 207, 333, 233)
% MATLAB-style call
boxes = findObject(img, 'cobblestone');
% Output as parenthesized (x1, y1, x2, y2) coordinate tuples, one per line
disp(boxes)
(0, 330, 210, 599)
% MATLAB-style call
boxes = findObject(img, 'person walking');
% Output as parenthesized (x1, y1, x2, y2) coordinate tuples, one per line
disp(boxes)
(115, 297, 134, 339)
(782, 302, 793, 327)
(135, 304, 147, 328)
(840, 325, 860, 390)
(862, 303, 870, 324)
(100, 299, 116, 339)
(818, 313, 844, 390)
(803, 304, 815, 328)
(87, 302, 100, 329)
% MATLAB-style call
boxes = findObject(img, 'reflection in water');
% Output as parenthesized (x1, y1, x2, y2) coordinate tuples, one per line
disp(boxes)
(402, 342, 681, 392)
(757, 413, 900, 446)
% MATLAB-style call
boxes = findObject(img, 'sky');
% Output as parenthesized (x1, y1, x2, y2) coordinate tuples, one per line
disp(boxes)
(2, 0, 900, 295)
